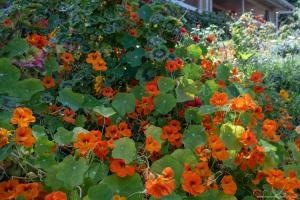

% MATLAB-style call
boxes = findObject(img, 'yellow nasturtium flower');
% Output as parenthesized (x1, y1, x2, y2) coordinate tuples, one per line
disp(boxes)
(279, 89, 289, 101)
(112, 194, 127, 200)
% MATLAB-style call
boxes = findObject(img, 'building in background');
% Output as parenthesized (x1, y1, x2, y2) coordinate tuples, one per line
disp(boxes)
(170, 0, 295, 26)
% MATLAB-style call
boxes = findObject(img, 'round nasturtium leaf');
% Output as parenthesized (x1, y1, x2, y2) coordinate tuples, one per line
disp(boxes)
(0, 58, 20, 93)
(112, 93, 136, 116)
(183, 125, 208, 150)
(220, 123, 244, 151)
(158, 77, 174, 93)
(57, 88, 84, 111)
(187, 44, 202, 59)
(154, 93, 176, 114)
(11, 78, 44, 101)
(112, 137, 136, 163)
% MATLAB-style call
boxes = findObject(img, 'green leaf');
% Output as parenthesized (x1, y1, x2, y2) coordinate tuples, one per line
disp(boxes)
(197, 105, 218, 115)
(11, 78, 44, 101)
(145, 125, 164, 144)
(182, 63, 202, 80)
(125, 48, 145, 67)
(154, 93, 176, 114)
(138, 4, 153, 22)
(171, 149, 197, 166)
(45, 56, 59, 75)
(187, 44, 202, 59)
(183, 125, 207, 150)
(158, 77, 174, 93)
(239, 52, 254, 61)
(101, 173, 144, 200)
(197, 190, 237, 200)
(206, 80, 219, 92)
(93, 105, 116, 118)
(53, 127, 73, 145)
(32, 125, 45, 137)
(112, 93, 135, 116)
(0, 58, 20, 93)
(131, 85, 145, 101)
(0, 142, 14, 161)
(239, 111, 252, 126)
(45, 165, 65, 190)
(88, 184, 113, 200)
(112, 137, 136, 163)
(220, 123, 244, 151)
(289, 142, 300, 162)
(184, 108, 202, 123)
(150, 193, 182, 200)
(75, 115, 86, 127)
(57, 88, 84, 111)
(85, 162, 109, 184)
(175, 78, 201, 102)
(3, 37, 29, 57)
(151, 155, 184, 187)
(56, 156, 89, 189)
(216, 64, 231, 81)
(120, 34, 138, 49)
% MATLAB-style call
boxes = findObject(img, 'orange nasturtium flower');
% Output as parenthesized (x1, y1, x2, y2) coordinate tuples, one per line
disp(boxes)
(10, 107, 36, 127)
(61, 52, 74, 63)
(86, 51, 107, 71)
(15, 182, 41, 200)
(86, 51, 101, 64)
(145, 136, 161, 154)
(181, 171, 206, 196)
(0, 179, 19, 199)
(63, 108, 76, 124)
(135, 97, 154, 116)
(42, 76, 55, 89)
(240, 130, 257, 147)
(14, 127, 36, 148)
(109, 159, 135, 177)
(45, 191, 68, 200)
(262, 119, 279, 140)
(0, 128, 10, 148)
(112, 194, 127, 200)
(74, 132, 97, 155)
(209, 92, 229, 107)
(221, 175, 237, 195)
(145, 81, 160, 97)
(145, 167, 176, 199)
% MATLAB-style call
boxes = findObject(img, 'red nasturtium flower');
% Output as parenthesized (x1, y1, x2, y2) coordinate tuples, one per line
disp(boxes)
(45, 191, 68, 200)
(63, 108, 76, 124)
(109, 159, 135, 177)
(10, 107, 36, 127)
(209, 92, 229, 107)
(14, 127, 36, 148)
(145, 167, 176, 199)
(221, 175, 237, 195)
(3, 18, 13, 27)
(93, 140, 110, 160)
(102, 87, 115, 98)
(27, 33, 48, 49)
(249, 71, 263, 83)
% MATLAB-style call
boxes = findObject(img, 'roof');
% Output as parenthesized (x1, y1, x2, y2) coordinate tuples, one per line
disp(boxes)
(266, 0, 295, 10)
